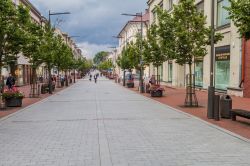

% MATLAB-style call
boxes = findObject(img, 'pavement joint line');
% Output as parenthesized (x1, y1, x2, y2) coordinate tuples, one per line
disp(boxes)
(95, 84, 114, 166)
(0, 81, 80, 125)
(118, 82, 250, 143)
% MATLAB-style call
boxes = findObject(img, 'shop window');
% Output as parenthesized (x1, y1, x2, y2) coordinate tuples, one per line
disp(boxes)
(160, 64, 163, 81)
(168, 62, 173, 82)
(194, 61, 203, 87)
(215, 61, 230, 90)
(215, 46, 230, 90)
(217, 0, 230, 27)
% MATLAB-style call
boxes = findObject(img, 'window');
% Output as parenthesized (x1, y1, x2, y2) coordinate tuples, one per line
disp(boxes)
(217, 0, 230, 27)
(168, 62, 173, 82)
(215, 46, 230, 90)
(196, 1, 204, 14)
(160, 64, 163, 81)
(194, 61, 203, 87)
(167, 0, 173, 11)
(152, 9, 157, 23)
(159, 1, 163, 9)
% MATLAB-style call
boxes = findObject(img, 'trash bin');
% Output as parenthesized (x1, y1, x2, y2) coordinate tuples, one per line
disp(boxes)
(220, 95, 232, 119)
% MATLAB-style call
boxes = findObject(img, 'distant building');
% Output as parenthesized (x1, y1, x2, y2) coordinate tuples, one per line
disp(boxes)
(6, 0, 46, 86)
(116, 9, 150, 78)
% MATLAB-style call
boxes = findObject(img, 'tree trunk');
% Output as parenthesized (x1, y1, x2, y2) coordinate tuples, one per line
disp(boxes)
(189, 63, 193, 106)
(123, 70, 126, 86)
(48, 64, 52, 94)
(31, 67, 37, 97)
(65, 70, 68, 87)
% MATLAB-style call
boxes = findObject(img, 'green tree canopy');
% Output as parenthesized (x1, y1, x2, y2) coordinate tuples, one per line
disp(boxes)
(93, 51, 109, 65)
(0, 0, 30, 75)
(98, 59, 113, 71)
(227, 0, 250, 40)
(116, 47, 134, 71)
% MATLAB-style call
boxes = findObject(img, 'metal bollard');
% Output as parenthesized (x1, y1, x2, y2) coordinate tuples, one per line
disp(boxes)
(214, 95, 220, 121)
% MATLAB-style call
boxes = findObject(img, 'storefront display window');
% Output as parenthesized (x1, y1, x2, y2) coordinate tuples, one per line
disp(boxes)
(160, 64, 163, 81)
(215, 46, 230, 90)
(16, 65, 24, 86)
(168, 62, 173, 82)
(195, 60, 203, 87)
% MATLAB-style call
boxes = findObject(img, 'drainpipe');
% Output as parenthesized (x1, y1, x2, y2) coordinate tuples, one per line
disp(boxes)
(239, 37, 246, 88)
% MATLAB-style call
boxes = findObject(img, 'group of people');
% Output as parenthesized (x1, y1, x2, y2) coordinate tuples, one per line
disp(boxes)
(89, 73, 99, 83)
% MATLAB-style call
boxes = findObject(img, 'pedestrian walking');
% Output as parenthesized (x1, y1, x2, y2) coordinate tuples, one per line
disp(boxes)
(94, 74, 97, 83)
(89, 74, 92, 81)
(6, 73, 15, 90)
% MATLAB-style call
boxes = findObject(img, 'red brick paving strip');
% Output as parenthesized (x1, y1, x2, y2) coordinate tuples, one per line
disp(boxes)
(119, 80, 250, 139)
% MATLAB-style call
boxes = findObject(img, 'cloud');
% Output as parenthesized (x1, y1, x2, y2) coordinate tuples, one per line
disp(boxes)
(30, 0, 147, 47)
(77, 42, 112, 59)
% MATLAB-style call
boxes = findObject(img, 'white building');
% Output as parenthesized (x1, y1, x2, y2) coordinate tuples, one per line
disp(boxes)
(147, 0, 243, 96)
(116, 9, 150, 79)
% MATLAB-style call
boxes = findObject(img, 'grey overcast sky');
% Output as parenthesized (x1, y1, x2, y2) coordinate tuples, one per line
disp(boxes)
(29, 0, 147, 58)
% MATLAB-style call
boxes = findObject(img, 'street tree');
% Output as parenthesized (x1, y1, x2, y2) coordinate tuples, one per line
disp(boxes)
(227, 0, 250, 40)
(156, 7, 176, 62)
(143, 24, 167, 84)
(22, 16, 45, 97)
(172, 0, 217, 106)
(93, 51, 109, 65)
(116, 48, 134, 86)
(0, 0, 29, 85)
(40, 24, 57, 94)
(98, 59, 113, 71)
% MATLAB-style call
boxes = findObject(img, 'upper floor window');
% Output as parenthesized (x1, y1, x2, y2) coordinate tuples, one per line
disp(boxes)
(152, 8, 157, 23)
(159, 1, 163, 9)
(217, 0, 230, 27)
(167, 0, 173, 11)
(196, 0, 204, 15)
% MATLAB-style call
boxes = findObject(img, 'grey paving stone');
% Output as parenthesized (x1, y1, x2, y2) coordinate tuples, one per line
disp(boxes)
(0, 76, 249, 166)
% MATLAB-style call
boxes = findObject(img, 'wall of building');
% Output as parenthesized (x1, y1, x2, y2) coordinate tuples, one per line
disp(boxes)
(147, 0, 243, 96)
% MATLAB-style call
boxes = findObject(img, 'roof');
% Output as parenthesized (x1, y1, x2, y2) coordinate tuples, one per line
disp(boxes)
(20, 0, 42, 20)
(118, 9, 149, 37)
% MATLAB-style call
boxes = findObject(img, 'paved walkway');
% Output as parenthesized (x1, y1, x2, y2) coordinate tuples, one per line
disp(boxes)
(0, 76, 249, 166)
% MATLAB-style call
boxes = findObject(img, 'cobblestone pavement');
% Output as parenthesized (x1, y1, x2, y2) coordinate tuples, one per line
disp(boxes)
(0, 76, 249, 166)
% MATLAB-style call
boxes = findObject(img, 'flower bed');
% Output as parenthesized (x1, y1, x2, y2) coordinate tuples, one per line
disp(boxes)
(2, 87, 25, 107)
(149, 85, 165, 97)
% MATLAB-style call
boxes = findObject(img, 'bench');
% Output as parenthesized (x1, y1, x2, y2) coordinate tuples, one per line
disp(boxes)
(231, 109, 250, 121)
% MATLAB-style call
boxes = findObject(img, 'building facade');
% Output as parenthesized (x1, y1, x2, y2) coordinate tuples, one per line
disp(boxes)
(116, 10, 150, 79)
(147, 0, 245, 97)
(7, 0, 45, 86)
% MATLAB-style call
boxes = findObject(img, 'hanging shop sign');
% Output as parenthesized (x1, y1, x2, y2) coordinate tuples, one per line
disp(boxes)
(215, 45, 230, 61)
(194, 56, 204, 62)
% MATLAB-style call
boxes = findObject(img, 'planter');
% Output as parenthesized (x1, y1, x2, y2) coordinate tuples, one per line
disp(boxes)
(41, 84, 48, 94)
(127, 82, 134, 88)
(151, 90, 163, 97)
(5, 97, 23, 107)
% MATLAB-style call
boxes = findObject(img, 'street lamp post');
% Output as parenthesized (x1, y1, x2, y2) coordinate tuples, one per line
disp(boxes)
(207, 0, 215, 119)
(47, 10, 70, 94)
(121, 12, 144, 93)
